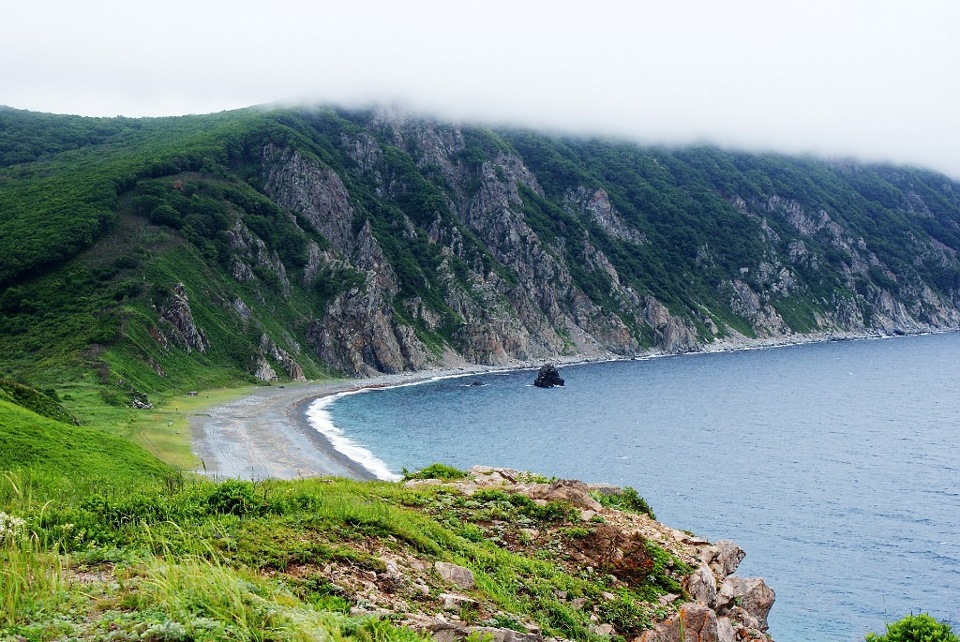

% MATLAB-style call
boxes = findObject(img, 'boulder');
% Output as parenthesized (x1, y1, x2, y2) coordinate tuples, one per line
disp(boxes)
(440, 592, 478, 611)
(406, 617, 542, 642)
(533, 364, 564, 388)
(686, 564, 717, 605)
(434, 561, 475, 589)
(716, 576, 775, 630)
(527, 479, 602, 511)
(466, 626, 541, 642)
(635, 603, 720, 642)
(710, 540, 746, 579)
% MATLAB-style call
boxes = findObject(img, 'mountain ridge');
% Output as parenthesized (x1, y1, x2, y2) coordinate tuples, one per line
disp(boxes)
(1, 104, 959, 403)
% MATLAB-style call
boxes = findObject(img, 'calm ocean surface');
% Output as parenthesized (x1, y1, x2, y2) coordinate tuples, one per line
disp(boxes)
(318, 333, 960, 641)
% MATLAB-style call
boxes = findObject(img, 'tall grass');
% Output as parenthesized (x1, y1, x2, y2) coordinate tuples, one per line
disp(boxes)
(125, 546, 431, 642)
(0, 517, 65, 628)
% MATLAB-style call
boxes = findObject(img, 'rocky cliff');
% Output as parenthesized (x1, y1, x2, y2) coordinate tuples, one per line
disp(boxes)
(210, 107, 959, 379)
(2, 105, 960, 387)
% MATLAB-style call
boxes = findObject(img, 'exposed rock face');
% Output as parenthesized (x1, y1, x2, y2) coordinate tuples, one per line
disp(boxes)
(722, 280, 790, 337)
(157, 283, 208, 353)
(142, 108, 960, 381)
(258, 335, 306, 381)
(351, 117, 706, 367)
(225, 220, 292, 298)
(566, 186, 646, 245)
(251, 356, 278, 382)
(306, 273, 429, 376)
(533, 364, 564, 388)
(262, 144, 357, 255)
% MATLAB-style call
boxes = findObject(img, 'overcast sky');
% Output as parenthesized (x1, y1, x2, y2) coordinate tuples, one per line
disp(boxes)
(3, 0, 959, 177)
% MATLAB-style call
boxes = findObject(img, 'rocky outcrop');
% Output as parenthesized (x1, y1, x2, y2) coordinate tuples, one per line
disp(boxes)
(251, 356, 278, 382)
(258, 335, 306, 382)
(403, 467, 776, 642)
(157, 283, 208, 353)
(532, 364, 564, 388)
(225, 220, 292, 297)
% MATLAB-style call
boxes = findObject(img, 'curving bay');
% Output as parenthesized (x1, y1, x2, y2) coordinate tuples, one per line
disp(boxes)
(323, 333, 960, 642)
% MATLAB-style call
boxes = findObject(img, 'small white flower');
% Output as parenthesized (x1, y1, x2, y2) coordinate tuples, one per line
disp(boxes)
(0, 511, 26, 543)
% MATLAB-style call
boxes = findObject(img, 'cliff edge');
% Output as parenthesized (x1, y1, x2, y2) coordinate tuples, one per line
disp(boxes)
(392, 466, 776, 642)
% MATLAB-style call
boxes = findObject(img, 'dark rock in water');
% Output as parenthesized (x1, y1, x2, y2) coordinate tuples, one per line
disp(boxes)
(469, 380, 484, 387)
(533, 364, 564, 388)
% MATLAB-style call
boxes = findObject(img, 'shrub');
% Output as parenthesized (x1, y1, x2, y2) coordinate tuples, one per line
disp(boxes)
(403, 463, 467, 481)
(594, 486, 656, 519)
(866, 613, 958, 642)
(597, 594, 652, 637)
(207, 480, 258, 516)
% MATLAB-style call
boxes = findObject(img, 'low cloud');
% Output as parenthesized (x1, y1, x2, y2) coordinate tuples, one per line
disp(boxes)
(3, 0, 959, 177)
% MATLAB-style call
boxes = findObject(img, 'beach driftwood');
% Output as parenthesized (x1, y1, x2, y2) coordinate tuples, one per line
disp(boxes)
(533, 364, 564, 388)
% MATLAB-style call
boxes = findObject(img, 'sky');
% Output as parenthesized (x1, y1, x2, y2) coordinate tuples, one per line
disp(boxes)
(3, 0, 960, 177)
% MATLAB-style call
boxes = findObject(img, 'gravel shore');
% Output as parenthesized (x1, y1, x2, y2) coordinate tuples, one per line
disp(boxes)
(189, 366, 517, 480)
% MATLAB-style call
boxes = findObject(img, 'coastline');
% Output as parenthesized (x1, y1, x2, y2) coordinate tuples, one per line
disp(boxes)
(189, 365, 520, 480)
(190, 327, 956, 481)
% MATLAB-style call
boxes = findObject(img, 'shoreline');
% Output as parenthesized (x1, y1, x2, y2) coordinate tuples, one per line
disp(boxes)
(190, 327, 956, 481)
(189, 365, 521, 480)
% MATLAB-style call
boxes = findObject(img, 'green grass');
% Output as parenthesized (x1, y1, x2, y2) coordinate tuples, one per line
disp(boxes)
(0, 399, 169, 484)
(0, 398, 688, 642)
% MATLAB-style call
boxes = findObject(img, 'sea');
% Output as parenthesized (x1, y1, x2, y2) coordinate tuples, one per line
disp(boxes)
(308, 332, 960, 642)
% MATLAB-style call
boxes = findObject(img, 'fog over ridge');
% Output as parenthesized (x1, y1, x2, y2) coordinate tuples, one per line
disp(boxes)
(2, 0, 958, 177)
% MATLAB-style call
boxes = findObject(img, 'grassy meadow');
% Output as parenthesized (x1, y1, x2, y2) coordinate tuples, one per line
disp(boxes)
(0, 382, 694, 642)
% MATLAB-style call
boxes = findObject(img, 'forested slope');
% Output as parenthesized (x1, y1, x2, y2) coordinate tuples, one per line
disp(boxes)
(2, 104, 959, 406)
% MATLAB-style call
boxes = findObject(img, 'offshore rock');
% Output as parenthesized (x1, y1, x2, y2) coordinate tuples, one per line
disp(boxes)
(533, 364, 564, 388)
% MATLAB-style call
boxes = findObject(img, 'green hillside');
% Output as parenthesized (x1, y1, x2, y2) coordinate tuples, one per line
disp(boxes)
(0, 389, 705, 642)
(2, 105, 959, 410)
(2, 103, 956, 639)
(0, 398, 167, 483)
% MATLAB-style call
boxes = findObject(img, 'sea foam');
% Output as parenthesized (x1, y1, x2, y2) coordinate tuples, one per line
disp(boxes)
(305, 391, 401, 481)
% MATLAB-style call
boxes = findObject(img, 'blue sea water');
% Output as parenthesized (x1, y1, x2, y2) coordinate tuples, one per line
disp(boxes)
(319, 333, 960, 641)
